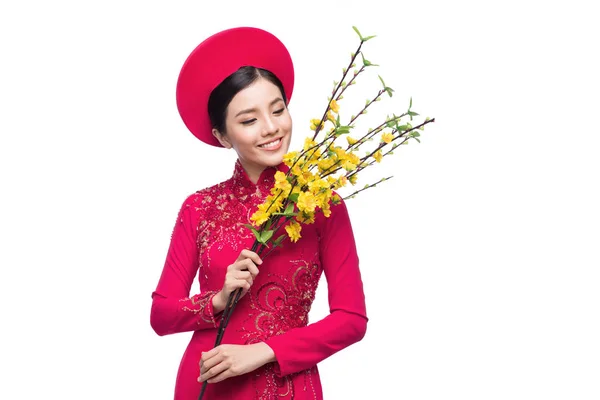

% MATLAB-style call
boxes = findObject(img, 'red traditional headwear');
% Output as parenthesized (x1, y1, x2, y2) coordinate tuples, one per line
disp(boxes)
(176, 27, 295, 147)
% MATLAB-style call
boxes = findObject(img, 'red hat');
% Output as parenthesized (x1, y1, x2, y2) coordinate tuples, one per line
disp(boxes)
(176, 27, 295, 147)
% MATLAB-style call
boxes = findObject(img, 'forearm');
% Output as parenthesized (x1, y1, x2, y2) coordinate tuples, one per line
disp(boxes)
(265, 309, 367, 376)
(150, 290, 223, 336)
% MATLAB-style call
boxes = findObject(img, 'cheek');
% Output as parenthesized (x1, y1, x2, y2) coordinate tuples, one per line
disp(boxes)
(282, 114, 293, 132)
(228, 127, 257, 148)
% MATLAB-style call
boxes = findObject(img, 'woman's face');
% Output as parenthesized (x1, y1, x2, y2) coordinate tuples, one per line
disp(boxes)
(212, 77, 292, 182)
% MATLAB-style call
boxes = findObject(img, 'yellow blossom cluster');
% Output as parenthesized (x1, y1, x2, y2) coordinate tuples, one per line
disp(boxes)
(246, 28, 434, 248)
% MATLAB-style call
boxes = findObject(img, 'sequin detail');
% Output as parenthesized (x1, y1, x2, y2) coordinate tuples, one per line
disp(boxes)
(240, 258, 321, 343)
(180, 290, 220, 327)
(192, 161, 280, 282)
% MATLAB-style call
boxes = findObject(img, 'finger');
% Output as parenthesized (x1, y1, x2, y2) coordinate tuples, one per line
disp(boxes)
(207, 368, 234, 384)
(233, 270, 251, 280)
(200, 352, 224, 374)
(239, 258, 259, 277)
(200, 347, 220, 363)
(245, 259, 260, 277)
(238, 249, 263, 266)
(199, 358, 230, 383)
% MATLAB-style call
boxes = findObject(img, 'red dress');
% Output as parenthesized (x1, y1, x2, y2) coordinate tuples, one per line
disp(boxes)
(151, 160, 368, 400)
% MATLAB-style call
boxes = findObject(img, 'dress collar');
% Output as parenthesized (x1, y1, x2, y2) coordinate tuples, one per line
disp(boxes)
(231, 159, 289, 193)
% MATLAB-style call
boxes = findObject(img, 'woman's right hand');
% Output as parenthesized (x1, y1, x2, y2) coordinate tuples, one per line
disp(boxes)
(213, 249, 262, 313)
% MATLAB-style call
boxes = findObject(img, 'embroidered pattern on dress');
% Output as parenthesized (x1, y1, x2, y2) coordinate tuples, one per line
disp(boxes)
(241, 253, 322, 399)
(180, 290, 220, 327)
(193, 162, 272, 280)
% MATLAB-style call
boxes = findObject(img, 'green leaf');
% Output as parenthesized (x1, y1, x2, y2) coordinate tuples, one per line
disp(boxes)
(361, 53, 371, 67)
(363, 35, 376, 41)
(284, 202, 295, 215)
(407, 111, 419, 117)
(244, 225, 262, 242)
(409, 97, 413, 109)
(415, 137, 421, 143)
(378, 75, 386, 87)
(259, 229, 274, 244)
(272, 202, 297, 217)
(288, 193, 299, 203)
(264, 218, 273, 231)
(352, 26, 363, 40)
(272, 234, 286, 248)
(336, 126, 351, 135)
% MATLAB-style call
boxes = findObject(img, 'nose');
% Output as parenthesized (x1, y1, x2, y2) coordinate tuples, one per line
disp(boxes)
(261, 115, 279, 136)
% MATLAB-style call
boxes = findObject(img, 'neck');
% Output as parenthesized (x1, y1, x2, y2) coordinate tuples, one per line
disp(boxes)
(238, 159, 267, 185)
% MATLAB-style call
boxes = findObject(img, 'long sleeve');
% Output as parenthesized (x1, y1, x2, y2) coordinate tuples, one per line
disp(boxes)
(150, 194, 222, 336)
(265, 198, 368, 376)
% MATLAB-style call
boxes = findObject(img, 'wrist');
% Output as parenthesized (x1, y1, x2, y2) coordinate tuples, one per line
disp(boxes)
(255, 342, 276, 364)
(212, 291, 226, 314)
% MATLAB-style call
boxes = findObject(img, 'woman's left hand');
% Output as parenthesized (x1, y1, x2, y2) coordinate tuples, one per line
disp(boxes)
(198, 343, 276, 383)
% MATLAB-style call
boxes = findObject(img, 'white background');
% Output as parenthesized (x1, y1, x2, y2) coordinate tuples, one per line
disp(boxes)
(1, 1, 599, 399)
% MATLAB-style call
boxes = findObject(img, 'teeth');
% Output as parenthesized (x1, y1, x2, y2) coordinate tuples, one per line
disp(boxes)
(259, 138, 281, 149)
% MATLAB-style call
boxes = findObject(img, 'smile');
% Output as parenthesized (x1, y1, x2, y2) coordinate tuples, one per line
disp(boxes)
(258, 138, 282, 150)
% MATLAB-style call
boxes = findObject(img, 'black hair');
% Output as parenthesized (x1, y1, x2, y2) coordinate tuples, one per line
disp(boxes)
(207, 66, 287, 135)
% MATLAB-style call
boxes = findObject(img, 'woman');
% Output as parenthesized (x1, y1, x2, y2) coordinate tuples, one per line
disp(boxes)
(150, 26, 368, 400)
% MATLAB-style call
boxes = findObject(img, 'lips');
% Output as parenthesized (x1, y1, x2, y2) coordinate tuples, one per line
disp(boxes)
(258, 138, 282, 150)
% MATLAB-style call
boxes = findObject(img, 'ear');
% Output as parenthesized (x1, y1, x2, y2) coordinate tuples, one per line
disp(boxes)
(212, 128, 232, 149)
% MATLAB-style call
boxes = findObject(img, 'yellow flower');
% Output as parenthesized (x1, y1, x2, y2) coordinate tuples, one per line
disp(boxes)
(318, 158, 335, 173)
(330, 99, 340, 113)
(327, 111, 336, 123)
(346, 136, 358, 145)
(250, 210, 270, 226)
(291, 163, 302, 178)
(347, 152, 360, 165)
(309, 119, 324, 131)
(285, 221, 302, 243)
(321, 201, 331, 218)
(342, 159, 357, 171)
(297, 169, 314, 187)
(283, 151, 298, 167)
(304, 137, 317, 151)
(297, 191, 317, 213)
(305, 147, 322, 166)
(308, 178, 329, 193)
(296, 211, 315, 225)
(381, 132, 393, 144)
(348, 174, 358, 185)
(274, 171, 291, 192)
(373, 150, 383, 163)
(333, 147, 348, 161)
(265, 193, 284, 212)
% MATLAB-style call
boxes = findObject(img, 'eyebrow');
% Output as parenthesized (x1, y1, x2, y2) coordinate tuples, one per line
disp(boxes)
(234, 97, 284, 118)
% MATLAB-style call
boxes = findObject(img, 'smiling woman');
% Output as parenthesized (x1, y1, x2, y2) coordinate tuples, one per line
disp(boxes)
(150, 26, 367, 400)
(210, 68, 293, 183)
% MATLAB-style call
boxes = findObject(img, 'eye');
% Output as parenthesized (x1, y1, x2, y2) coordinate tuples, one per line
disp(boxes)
(241, 118, 256, 125)
(273, 108, 285, 115)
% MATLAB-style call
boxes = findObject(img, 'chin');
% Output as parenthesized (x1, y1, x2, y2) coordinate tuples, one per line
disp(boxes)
(261, 151, 286, 167)
(260, 139, 291, 166)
